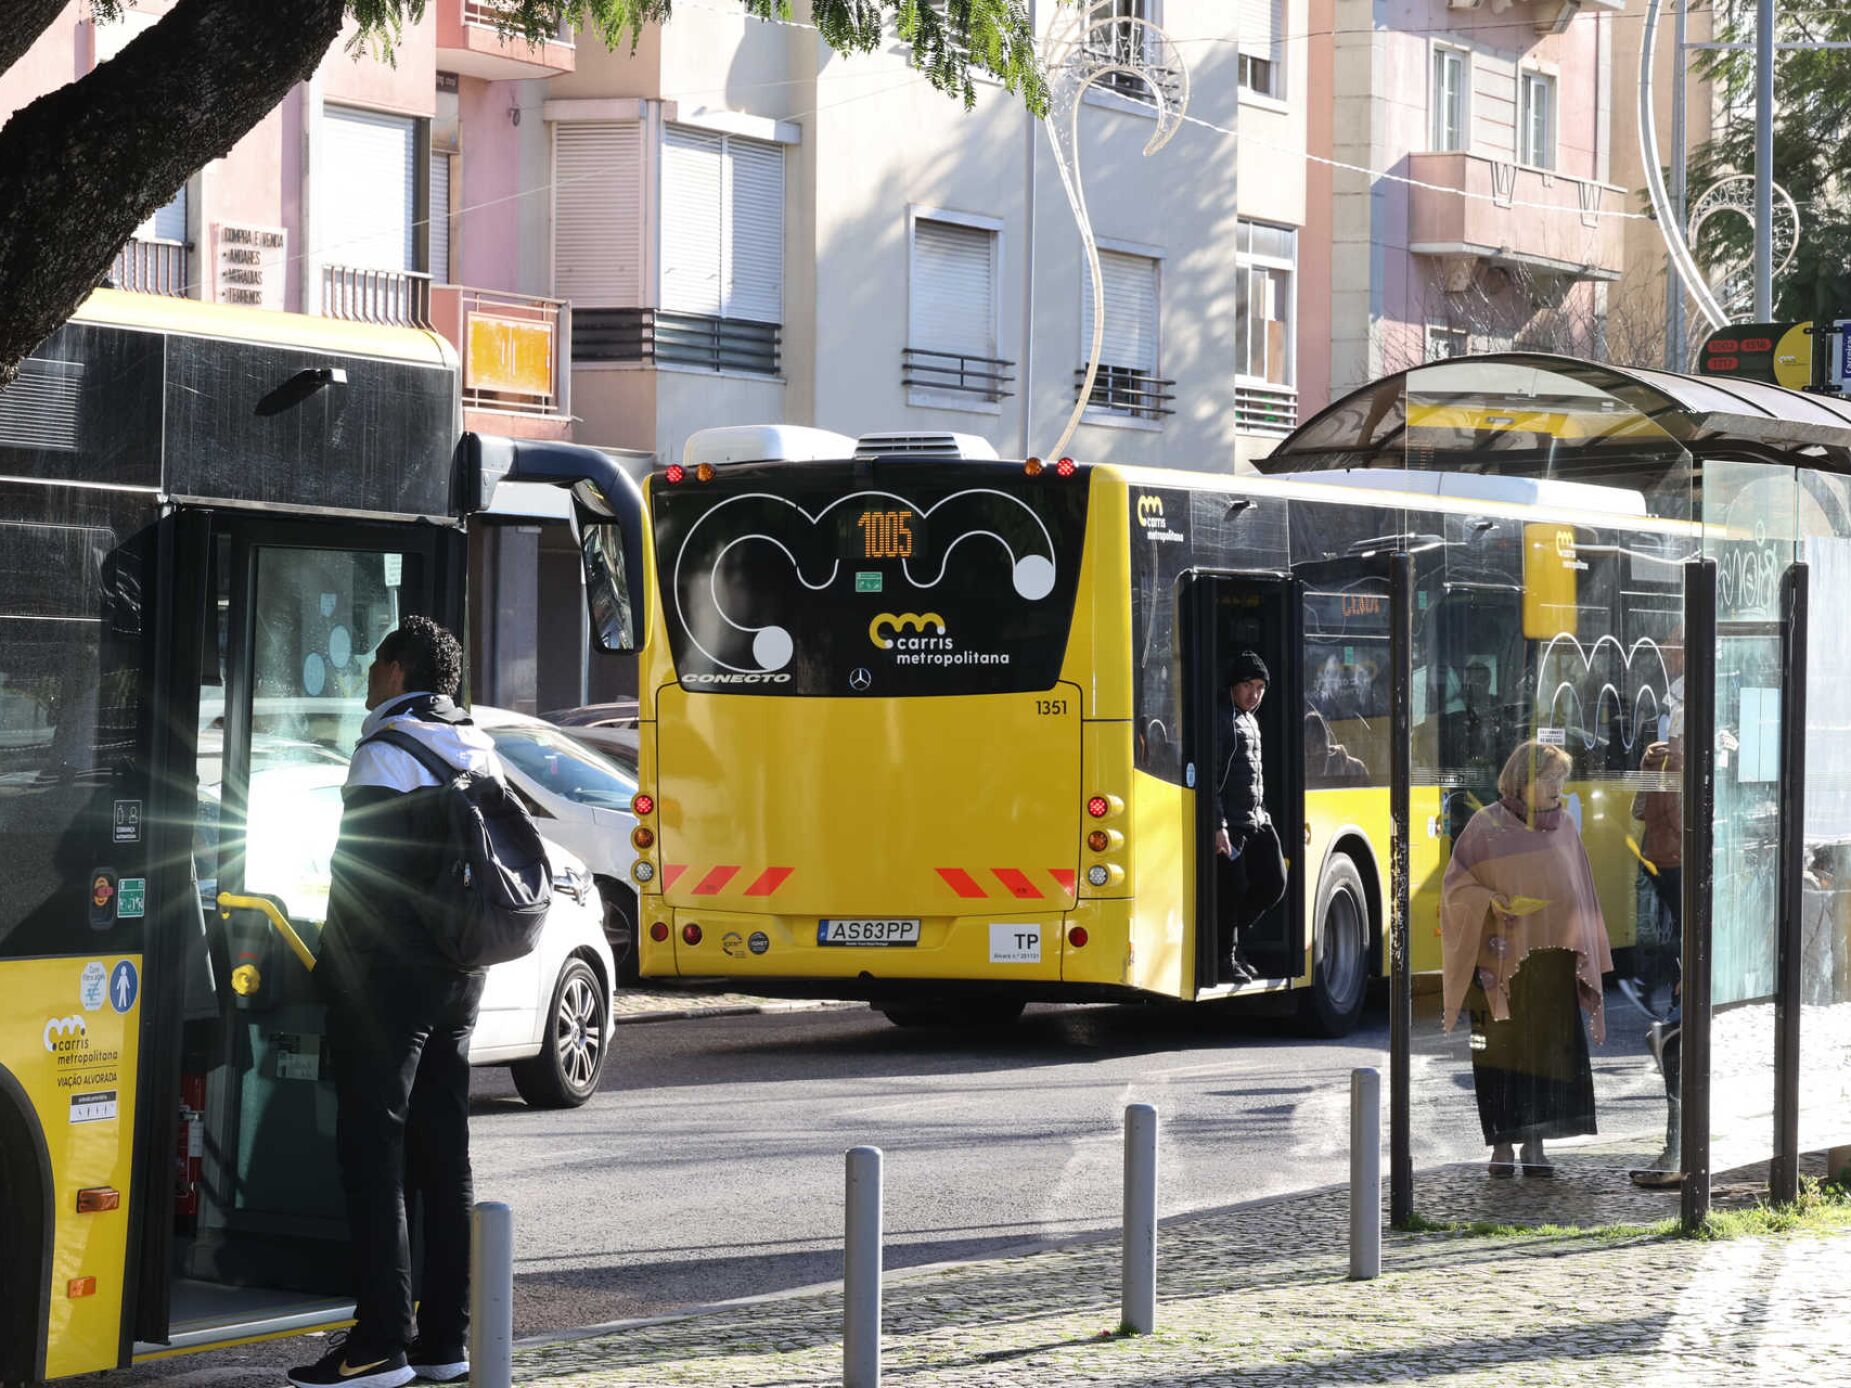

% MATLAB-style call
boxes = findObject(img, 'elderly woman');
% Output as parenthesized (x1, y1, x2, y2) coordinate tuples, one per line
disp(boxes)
(1441, 740, 1612, 1177)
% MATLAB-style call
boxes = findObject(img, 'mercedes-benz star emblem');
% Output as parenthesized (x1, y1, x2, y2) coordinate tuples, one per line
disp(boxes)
(849, 668, 872, 691)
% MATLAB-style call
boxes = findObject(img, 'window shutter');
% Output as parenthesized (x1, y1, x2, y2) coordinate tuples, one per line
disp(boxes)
(910, 219, 995, 358)
(552, 122, 643, 306)
(429, 153, 451, 285)
(660, 126, 725, 317)
(1239, 0, 1279, 58)
(322, 106, 418, 272)
(724, 137, 783, 324)
(1082, 250, 1158, 373)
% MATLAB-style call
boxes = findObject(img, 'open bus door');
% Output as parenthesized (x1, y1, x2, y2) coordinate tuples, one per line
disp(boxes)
(133, 513, 457, 1353)
(1182, 570, 1306, 997)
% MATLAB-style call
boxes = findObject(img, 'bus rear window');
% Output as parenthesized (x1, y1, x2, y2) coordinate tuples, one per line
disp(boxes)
(651, 462, 1090, 696)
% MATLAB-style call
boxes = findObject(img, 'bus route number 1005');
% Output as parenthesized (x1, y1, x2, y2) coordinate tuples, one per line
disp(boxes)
(858, 509, 915, 559)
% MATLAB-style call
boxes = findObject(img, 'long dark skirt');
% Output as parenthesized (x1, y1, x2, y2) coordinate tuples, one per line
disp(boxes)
(1467, 948, 1596, 1145)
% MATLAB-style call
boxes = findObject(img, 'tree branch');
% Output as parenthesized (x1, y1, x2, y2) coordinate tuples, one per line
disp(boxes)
(0, 1, 78, 84)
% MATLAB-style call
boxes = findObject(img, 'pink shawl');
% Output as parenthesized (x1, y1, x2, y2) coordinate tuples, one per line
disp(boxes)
(1439, 796, 1613, 1043)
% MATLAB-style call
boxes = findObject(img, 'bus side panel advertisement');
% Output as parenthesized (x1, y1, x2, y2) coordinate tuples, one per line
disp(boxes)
(0, 956, 142, 1379)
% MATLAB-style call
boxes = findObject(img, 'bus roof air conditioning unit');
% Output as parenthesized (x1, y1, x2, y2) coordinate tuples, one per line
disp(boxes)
(682, 425, 859, 468)
(852, 431, 1001, 461)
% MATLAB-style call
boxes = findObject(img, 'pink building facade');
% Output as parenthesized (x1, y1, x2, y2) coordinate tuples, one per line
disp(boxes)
(1301, 0, 1628, 415)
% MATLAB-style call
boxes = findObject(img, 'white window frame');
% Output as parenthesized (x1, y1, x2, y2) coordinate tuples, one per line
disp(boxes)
(906, 205, 1006, 416)
(1430, 42, 1471, 154)
(1081, 0, 1166, 119)
(1426, 324, 1471, 362)
(1080, 235, 1165, 433)
(1238, 0, 1286, 106)
(1235, 220, 1297, 393)
(1518, 68, 1557, 172)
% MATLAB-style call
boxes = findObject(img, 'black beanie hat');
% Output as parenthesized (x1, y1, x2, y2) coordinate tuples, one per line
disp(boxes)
(1226, 649, 1270, 686)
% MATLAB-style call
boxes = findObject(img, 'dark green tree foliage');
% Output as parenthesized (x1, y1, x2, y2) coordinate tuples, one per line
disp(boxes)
(1689, 1, 1851, 325)
(0, 1, 1044, 385)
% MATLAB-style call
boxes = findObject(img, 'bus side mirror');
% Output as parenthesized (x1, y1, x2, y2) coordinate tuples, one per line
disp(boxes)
(582, 521, 637, 653)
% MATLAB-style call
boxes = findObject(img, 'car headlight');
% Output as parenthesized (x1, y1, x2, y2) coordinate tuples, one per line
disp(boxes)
(555, 865, 592, 905)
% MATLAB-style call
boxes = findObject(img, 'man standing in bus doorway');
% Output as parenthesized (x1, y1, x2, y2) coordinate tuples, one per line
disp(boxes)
(1215, 650, 1287, 984)
(290, 617, 494, 1388)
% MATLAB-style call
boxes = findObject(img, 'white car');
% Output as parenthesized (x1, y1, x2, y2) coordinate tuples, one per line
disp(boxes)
(470, 706, 642, 984)
(197, 720, 618, 1108)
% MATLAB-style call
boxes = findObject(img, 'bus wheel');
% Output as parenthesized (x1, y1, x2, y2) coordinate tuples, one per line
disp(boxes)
(513, 958, 609, 1108)
(877, 999, 1026, 1029)
(1300, 854, 1371, 1037)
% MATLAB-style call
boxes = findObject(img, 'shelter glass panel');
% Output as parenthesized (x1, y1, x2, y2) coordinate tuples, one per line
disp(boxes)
(1398, 359, 1695, 1222)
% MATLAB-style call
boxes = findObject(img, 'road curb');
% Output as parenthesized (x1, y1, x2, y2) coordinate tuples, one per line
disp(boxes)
(610, 997, 860, 1025)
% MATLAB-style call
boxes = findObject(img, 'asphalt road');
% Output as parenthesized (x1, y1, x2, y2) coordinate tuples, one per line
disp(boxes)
(90, 989, 1671, 1384)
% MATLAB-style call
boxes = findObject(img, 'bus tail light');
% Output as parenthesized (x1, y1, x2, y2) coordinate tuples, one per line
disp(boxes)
(632, 793, 655, 816)
(650, 921, 670, 942)
(696, 462, 716, 482)
(632, 826, 655, 850)
(1068, 926, 1089, 948)
(1087, 829, 1110, 853)
(1055, 456, 1076, 477)
(664, 464, 686, 484)
(682, 923, 703, 946)
(1086, 865, 1111, 887)
(1024, 457, 1043, 476)
(1087, 795, 1109, 818)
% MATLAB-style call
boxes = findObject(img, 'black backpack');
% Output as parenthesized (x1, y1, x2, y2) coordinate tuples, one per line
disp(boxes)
(361, 727, 553, 968)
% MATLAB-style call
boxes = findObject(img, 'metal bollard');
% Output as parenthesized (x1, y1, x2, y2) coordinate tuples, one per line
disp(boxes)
(844, 1146, 883, 1388)
(1349, 1067, 1382, 1281)
(470, 1201, 514, 1388)
(1122, 1102, 1158, 1334)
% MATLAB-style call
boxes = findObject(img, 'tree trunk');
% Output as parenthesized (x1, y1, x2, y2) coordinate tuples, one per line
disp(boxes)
(0, 0, 348, 384)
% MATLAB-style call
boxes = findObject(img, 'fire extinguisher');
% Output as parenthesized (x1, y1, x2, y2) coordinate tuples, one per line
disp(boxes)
(175, 1074, 205, 1229)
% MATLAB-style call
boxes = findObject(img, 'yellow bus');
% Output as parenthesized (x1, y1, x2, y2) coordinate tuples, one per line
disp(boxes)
(0, 293, 619, 1383)
(545, 392, 1692, 1037)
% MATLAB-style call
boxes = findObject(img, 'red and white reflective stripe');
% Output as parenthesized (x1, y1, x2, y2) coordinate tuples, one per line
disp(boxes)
(691, 865, 740, 895)
(1049, 868, 1077, 895)
(992, 868, 1043, 900)
(936, 867, 1079, 900)
(662, 864, 688, 890)
(659, 863, 794, 896)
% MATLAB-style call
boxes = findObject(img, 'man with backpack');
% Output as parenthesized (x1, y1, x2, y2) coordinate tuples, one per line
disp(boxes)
(291, 616, 546, 1388)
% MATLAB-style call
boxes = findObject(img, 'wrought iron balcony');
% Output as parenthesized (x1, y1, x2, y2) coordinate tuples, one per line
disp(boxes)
(321, 265, 434, 329)
(902, 348, 1015, 402)
(1077, 365, 1175, 421)
(573, 309, 780, 377)
(107, 237, 189, 297)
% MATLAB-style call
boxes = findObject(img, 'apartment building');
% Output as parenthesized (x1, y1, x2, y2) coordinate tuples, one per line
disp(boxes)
(1302, 0, 1629, 410)
(3, 1, 1312, 705)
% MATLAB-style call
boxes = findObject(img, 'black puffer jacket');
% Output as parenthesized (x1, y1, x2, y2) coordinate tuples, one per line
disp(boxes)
(1213, 703, 1269, 832)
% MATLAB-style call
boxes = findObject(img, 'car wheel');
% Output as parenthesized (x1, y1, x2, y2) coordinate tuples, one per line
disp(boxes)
(1299, 854, 1372, 1037)
(876, 999, 1026, 1029)
(512, 958, 607, 1108)
(599, 879, 640, 987)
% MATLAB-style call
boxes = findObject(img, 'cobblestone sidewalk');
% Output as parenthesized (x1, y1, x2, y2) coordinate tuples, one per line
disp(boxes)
(512, 1159, 1851, 1386)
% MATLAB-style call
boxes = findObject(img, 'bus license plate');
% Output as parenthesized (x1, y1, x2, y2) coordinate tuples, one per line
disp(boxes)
(817, 919, 921, 947)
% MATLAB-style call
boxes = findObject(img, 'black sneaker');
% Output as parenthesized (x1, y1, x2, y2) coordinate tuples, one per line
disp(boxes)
(287, 1334, 414, 1388)
(407, 1338, 469, 1383)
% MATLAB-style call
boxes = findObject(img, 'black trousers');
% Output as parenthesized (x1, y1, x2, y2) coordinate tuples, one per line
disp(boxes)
(324, 965, 486, 1358)
(1466, 949, 1596, 1146)
(1218, 823, 1287, 961)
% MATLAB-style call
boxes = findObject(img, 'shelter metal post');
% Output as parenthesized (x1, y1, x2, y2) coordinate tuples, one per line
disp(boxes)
(1772, 562, 1808, 1205)
(1682, 559, 1716, 1232)
(1389, 551, 1413, 1228)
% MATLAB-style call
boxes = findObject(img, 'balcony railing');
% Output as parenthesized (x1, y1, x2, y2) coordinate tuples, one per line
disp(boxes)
(431, 284, 570, 419)
(574, 309, 780, 376)
(108, 238, 189, 297)
(902, 347, 1015, 402)
(462, 0, 572, 42)
(321, 265, 433, 329)
(1234, 383, 1299, 437)
(1078, 365, 1175, 422)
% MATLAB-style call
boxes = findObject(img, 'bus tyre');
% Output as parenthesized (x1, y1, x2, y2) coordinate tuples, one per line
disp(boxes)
(513, 958, 608, 1109)
(876, 999, 1026, 1029)
(1300, 854, 1371, 1037)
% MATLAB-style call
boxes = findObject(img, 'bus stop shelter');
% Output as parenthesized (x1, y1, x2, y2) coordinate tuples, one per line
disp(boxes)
(1262, 354, 1851, 1230)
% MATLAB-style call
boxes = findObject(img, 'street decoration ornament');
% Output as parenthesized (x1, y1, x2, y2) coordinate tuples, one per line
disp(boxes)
(1040, 1, 1191, 462)
(1688, 175, 1801, 323)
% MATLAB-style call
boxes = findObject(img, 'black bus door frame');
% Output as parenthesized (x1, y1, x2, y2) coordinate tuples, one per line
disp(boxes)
(1181, 569, 1306, 996)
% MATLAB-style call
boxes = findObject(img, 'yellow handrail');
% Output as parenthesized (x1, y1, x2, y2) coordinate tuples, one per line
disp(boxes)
(215, 892, 317, 972)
